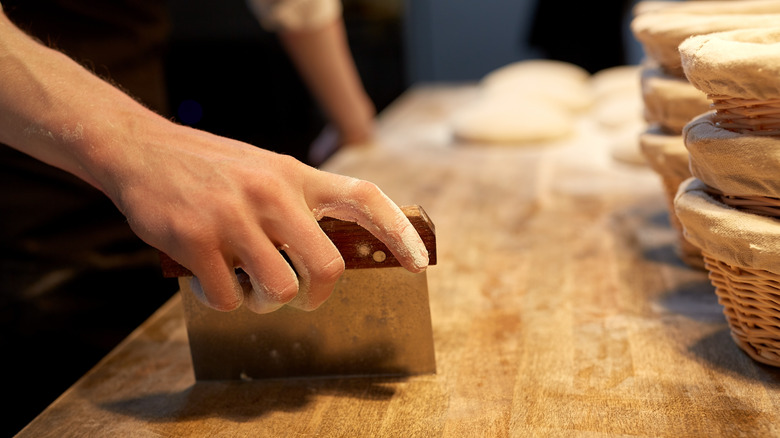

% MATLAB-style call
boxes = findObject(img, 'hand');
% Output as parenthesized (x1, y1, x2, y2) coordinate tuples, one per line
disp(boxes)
(108, 121, 428, 313)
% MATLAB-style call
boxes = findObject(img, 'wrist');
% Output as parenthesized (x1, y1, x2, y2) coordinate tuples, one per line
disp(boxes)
(331, 91, 376, 145)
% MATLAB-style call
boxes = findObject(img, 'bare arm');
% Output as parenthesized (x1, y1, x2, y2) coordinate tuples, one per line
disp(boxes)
(0, 8, 427, 313)
(278, 17, 376, 146)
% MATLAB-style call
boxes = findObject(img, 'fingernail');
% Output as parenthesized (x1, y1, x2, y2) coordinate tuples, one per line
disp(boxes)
(413, 246, 429, 272)
(245, 276, 287, 314)
(189, 277, 209, 306)
(189, 276, 243, 311)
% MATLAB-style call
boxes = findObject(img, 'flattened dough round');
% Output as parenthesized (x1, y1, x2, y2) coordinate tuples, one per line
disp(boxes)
(480, 60, 594, 112)
(451, 96, 574, 144)
(591, 64, 641, 100)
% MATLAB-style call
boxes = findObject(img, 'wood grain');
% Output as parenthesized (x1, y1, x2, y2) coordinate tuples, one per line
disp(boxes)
(17, 84, 780, 437)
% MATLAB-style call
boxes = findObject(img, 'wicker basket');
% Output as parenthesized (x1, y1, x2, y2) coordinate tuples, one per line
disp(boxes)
(703, 251, 780, 366)
(704, 186, 780, 218)
(640, 129, 704, 269)
(662, 178, 706, 270)
(710, 96, 780, 136)
(676, 180, 780, 367)
(675, 27, 780, 367)
(685, 97, 780, 366)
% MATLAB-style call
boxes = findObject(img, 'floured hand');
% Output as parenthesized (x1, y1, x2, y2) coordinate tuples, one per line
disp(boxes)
(113, 122, 428, 313)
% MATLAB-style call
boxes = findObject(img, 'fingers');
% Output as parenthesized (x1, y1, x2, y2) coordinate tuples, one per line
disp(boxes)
(309, 175, 429, 273)
(184, 213, 345, 315)
(275, 217, 345, 311)
(235, 235, 299, 314)
(234, 215, 344, 313)
(178, 167, 420, 315)
(188, 253, 243, 312)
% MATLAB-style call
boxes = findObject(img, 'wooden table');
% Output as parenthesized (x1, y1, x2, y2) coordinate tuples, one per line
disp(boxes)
(18, 84, 780, 437)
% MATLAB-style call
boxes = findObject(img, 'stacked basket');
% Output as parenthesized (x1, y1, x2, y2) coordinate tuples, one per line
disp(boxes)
(675, 28, 780, 366)
(631, 1, 780, 269)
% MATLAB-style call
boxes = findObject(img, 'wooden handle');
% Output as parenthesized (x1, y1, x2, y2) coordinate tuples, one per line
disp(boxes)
(159, 205, 437, 278)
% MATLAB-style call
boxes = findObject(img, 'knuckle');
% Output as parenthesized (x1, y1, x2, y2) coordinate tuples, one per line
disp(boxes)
(311, 255, 345, 284)
(164, 215, 212, 249)
(264, 276, 300, 304)
(297, 256, 344, 311)
(278, 153, 303, 167)
(350, 179, 382, 200)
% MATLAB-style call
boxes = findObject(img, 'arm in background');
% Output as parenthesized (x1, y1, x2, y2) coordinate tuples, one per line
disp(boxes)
(247, 0, 376, 164)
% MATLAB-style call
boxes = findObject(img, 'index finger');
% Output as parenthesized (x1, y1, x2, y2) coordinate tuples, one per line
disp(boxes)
(308, 175, 429, 273)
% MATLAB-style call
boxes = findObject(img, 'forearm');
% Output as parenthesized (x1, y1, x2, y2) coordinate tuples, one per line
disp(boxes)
(279, 18, 375, 144)
(0, 10, 167, 196)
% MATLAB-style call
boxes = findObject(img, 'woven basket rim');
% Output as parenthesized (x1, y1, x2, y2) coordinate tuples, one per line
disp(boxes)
(704, 185, 780, 219)
(710, 95, 780, 136)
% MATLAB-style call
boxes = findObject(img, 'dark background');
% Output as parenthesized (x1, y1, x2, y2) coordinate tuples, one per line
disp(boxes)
(0, 0, 633, 435)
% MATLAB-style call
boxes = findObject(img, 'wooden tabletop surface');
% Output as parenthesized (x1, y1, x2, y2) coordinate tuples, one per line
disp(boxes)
(18, 84, 780, 437)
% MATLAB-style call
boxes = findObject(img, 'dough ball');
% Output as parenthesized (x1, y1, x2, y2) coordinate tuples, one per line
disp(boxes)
(594, 92, 645, 130)
(480, 60, 594, 112)
(451, 95, 574, 144)
(591, 65, 641, 100)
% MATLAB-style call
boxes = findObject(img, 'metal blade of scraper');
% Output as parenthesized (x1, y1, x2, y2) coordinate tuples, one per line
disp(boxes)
(160, 205, 437, 380)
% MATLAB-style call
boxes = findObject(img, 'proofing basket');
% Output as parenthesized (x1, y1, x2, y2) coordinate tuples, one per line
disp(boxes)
(677, 179, 780, 367)
(703, 250, 780, 366)
(640, 129, 704, 269)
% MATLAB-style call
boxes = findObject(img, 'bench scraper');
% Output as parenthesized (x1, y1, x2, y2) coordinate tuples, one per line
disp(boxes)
(159, 205, 437, 380)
